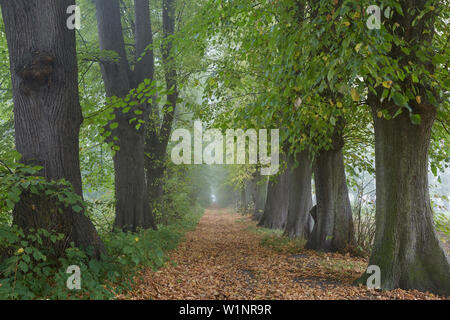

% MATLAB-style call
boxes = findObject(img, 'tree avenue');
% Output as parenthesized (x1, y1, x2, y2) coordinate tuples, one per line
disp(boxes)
(0, 0, 448, 300)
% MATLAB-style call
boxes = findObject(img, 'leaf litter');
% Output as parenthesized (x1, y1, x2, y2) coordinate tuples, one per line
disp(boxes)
(120, 209, 448, 300)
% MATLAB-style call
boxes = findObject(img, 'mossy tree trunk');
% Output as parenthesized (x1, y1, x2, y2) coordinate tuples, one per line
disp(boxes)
(358, 0, 450, 296)
(359, 97, 450, 295)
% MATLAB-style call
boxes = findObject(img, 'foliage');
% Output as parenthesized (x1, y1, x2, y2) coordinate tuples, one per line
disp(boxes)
(435, 212, 450, 237)
(0, 206, 203, 300)
(0, 161, 86, 217)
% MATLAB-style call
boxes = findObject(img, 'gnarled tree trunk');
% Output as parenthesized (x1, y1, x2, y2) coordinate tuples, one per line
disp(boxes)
(1, 0, 105, 257)
(306, 131, 355, 252)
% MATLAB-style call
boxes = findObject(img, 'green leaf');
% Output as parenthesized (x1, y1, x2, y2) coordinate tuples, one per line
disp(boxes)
(18, 261, 29, 273)
(410, 113, 421, 125)
(392, 92, 407, 107)
(393, 108, 403, 118)
(72, 205, 83, 213)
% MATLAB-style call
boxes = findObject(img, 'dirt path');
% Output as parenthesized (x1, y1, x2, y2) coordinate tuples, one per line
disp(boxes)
(125, 208, 445, 300)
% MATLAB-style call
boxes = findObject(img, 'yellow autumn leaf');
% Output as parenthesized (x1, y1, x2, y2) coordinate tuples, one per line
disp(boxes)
(343, 21, 350, 26)
(382, 80, 393, 88)
(337, 102, 343, 108)
(355, 43, 362, 53)
(351, 88, 360, 102)
(377, 111, 383, 118)
(416, 96, 421, 104)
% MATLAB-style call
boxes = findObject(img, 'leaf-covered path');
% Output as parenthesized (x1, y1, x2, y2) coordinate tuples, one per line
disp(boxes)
(124, 209, 445, 300)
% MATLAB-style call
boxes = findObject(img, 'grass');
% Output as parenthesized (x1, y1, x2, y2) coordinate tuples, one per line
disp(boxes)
(245, 223, 306, 254)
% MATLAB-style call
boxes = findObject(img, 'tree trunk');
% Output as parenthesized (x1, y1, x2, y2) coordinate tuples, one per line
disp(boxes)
(258, 165, 289, 229)
(284, 151, 313, 239)
(253, 171, 268, 221)
(134, 0, 158, 229)
(1, 0, 105, 257)
(145, 128, 167, 219)
(358, 102, 450, 295)
(144, 0, 178, 218)
(357, 0, 450, 295)
(306, 132, 355, 252)
(244, 175, 257, 214)
(95, 0, 155, 231)
(239, 186, 246, 213)
(232, 190, 240, 212)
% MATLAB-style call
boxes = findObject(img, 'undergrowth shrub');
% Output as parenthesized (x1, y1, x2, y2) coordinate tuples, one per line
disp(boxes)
(353, 205, 376, 257)
(0, 159, 204, 299)
(155, 162, 205, 226)
(0, 206, 203, 300)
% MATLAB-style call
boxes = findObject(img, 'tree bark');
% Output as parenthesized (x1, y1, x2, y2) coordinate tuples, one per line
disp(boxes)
(284, 150, 313, 239)
(258, 162, 289, 229)
(145, 130, 167, 218)
(1, 0, 105, 257)
(358, 102, 450, 295)
(133, 0, 155, 88)
(306, 131, 355, 253)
